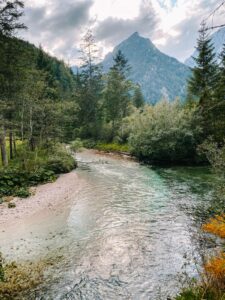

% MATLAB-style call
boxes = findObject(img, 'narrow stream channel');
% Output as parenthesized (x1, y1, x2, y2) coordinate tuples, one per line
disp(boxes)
(0, 150, 213, 299)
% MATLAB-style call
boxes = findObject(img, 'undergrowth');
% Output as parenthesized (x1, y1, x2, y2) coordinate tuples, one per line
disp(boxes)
(0, 143, 77, 201)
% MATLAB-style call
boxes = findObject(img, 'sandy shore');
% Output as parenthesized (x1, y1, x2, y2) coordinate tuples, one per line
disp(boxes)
(0, 171, 82, 228)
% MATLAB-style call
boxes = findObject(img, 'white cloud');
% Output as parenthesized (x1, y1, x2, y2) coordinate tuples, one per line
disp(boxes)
(20, 0, 225, 64)
(91, 0, 142, 20)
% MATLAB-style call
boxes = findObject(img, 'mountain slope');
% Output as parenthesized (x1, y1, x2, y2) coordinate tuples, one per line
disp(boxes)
(185, 27, 225, 67)
(102, 32, 191, 103)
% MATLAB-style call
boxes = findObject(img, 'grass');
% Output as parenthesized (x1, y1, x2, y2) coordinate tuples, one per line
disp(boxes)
(0, 139, 22, 168)
(0, 252, 63, 300)
(0, 142, 77, 200)
(95, 142, 130, 154)
(175, 214, 225, 300)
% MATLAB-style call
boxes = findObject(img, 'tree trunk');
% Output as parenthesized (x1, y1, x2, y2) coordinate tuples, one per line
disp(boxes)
(20, 99, 25, 141)
(29, 106, 35, 151)
(9, 131, 13, 160)
(0, 126, 8, 167)
(13, 134, 17, 156)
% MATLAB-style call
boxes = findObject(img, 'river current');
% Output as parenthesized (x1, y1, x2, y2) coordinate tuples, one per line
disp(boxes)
(0, 150, 213, 299)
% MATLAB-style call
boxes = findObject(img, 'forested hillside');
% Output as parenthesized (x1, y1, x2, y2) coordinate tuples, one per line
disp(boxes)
(0, 0, 78, 199)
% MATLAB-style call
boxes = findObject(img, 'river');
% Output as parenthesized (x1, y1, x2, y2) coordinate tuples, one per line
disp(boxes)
(0, 150, 214, 299)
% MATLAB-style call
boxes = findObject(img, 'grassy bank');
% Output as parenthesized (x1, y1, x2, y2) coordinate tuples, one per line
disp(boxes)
(175, 214, 225, 300)
(0, 143, 77, 205)
(71, 139, 131, 155)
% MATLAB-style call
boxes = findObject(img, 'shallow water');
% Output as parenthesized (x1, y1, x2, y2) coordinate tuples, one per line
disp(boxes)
(0, 151, 213, 299)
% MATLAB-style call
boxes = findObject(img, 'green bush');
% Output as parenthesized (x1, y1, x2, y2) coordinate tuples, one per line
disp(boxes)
(0, 253, 4, 282)
(0, 168, 56, 198)
(128, 100, 202, 164)
(175, 287, 220, 300)
(15, 187, 31, 198)
(0, 143, 77, 199)
(95, 143, 130, 153)
(28, 169, 56, 185)
(82, 139, 97, 149)
(70, 139, 83, 152)
(45, 144, 77, 173)
(45, 157, 76, 174)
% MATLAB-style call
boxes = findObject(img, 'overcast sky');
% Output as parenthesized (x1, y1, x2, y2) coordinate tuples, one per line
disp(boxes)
(21, 0, 224, 65)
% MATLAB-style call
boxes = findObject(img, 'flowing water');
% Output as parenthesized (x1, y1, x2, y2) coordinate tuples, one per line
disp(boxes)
(0, 151, 214, 299)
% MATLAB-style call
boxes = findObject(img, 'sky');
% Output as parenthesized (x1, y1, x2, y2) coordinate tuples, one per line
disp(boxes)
(21, 0, 225, 65)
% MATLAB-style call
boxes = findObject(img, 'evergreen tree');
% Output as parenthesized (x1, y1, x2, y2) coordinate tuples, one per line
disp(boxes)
(75, 30, 103, 139)
(216, 44, 225, 103)
(188, 22, 218, 137)
(133, 85, 145, 108)
(103, 51, 132, 140)
(213, 44, 225, 142)
(111, 50, 131, 76)
(0, 0, 26, 166)
(0, 0, 26, 36)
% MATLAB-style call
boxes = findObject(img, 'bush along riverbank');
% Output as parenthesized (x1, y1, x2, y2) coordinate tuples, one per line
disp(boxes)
(0, 252, 65, 300)
(0, 143, 77, 207)
(70, 138, 131, 156)
(174, 141, 225, 300)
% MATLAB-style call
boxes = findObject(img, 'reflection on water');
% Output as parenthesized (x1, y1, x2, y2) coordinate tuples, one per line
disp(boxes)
(0, 151, 213, 299)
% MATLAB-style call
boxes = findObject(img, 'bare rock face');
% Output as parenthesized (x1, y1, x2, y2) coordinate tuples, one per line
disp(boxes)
(102, 32, 191, 104)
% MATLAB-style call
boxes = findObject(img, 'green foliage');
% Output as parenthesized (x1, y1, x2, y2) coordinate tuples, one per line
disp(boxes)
(197, 139, 225, 216)
(75, 30, 103, 139)
(133, 85, 145, 108)
(0, 144, 76, 198)
(14, 187, 30, 198)
(28, 169, 56, 185)
(128, 100, 202, 164)
(82, 139, 97, 149)
(188, 23, 217, 105)
(0, 167, 55, 198)
(175, 287, 217, 300)
(0, 253, 46, 299)
(44, 143, 77, 173)
(95, 143, 130, 153)
(70, 139, 83, 152)
(103, 51, 133, 141)
(45, 157, 76, 174)
(188, 24, 225, 143)
(0, 0, 26, 37)
(0, 253, 4, 282)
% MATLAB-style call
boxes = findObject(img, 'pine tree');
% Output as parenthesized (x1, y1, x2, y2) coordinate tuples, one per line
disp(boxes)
(111, 50, 131, 76)
(0, 0, 26, 166)
(103, 51, 132, 140)
(133, 85, 145, 108)
(188, 22, 217, 105)
(0, 0, 26, 36)
(188, 22, 218, 137)
(76, 30, 103, 139)
(216, 44, 225, 103)
(213, 44, 225, 142)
